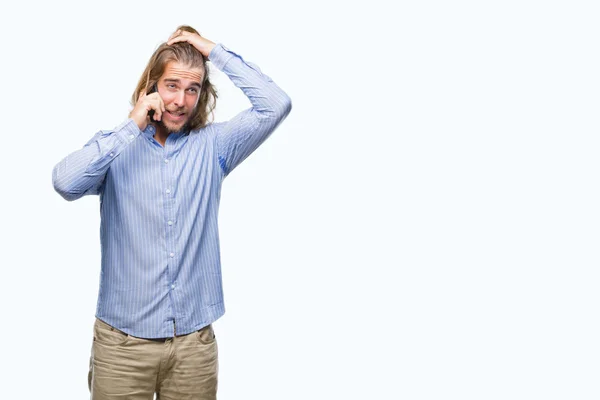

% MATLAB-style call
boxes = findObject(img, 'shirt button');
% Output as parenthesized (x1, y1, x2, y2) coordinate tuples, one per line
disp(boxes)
(109, 152, 114, 157)
(168, 220, 173, 226)
(166, 189, 171, 194)
(171, 284, 175, 290)
(129, 134, 135, 140)
(164, 159, 169, 164)
(169, 252, 175, 258)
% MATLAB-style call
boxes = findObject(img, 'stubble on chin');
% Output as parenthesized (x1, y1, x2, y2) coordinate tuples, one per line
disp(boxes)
(158, 119, 190, 135)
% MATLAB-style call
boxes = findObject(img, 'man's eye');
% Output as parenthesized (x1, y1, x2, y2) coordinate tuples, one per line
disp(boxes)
(167, 84, 176, 89)
(188, 88, 198, 94)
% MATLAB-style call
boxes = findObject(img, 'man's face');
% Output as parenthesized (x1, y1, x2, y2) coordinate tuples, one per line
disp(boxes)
(156, 61, 204, 133)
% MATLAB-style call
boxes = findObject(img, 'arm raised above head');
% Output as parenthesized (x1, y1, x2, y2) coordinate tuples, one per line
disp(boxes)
(208, 43, 292, 177)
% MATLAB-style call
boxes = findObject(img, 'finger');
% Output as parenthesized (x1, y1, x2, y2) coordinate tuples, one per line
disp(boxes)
(168, 29, 184, 42)
(154, 109, 162, 121)
(147, 92, 165, 114)
(167, 36, 188, 45)
(168, 31, 178, 41)
(138, 89, 147, 102)
(154, 99, 163, 121)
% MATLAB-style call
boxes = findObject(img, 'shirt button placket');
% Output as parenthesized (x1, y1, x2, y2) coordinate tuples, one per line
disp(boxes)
(163, 152, 177, 313)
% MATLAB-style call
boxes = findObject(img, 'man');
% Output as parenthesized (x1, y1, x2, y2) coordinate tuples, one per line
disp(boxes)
(52, 25, 292, 399)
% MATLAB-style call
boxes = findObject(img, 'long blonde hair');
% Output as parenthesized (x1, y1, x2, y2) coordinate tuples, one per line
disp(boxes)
(131, 25, 218, 131)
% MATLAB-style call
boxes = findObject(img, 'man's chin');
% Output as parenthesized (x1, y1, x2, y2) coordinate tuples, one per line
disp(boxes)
(159, 120, 189, 134)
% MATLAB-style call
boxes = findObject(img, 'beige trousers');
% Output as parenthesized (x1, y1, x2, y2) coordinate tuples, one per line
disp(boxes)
(88, 318, 218, 400)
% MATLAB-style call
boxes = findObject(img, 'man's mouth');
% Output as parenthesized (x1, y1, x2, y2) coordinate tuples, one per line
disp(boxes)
(166, 110, 186, 121)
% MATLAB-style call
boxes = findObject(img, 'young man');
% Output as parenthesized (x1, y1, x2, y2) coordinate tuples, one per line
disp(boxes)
(52, 26, 292, 399)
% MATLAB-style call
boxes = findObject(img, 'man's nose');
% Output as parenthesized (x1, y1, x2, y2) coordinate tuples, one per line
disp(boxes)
(174, 90, 185, 107)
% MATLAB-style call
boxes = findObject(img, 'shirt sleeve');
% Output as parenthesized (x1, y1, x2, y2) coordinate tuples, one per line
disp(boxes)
(209, 43, 292, 177)
(52, 119, 142, 201)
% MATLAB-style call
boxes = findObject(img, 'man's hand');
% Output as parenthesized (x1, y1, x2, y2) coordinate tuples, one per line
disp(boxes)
(167, 30, 216, 59)
(128, 90, 165, 131)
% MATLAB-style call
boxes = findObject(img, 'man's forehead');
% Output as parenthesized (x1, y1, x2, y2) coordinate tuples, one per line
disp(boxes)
(162, 61, 204, 82)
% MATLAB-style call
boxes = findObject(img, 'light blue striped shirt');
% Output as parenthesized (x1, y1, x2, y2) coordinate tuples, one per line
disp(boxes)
(52, 43, 292, 338)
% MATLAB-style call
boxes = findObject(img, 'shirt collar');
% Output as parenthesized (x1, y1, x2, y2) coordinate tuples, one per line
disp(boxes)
(142, 124, 188, 145)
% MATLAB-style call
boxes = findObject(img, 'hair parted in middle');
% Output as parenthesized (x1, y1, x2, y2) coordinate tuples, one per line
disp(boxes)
(131, 25, 218, 133)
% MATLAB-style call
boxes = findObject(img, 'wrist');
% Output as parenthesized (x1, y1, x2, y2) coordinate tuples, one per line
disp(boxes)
(204, 42, 216, 59)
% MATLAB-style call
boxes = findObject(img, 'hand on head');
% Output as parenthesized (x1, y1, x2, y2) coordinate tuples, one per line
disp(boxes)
(167, 27, 216, 59)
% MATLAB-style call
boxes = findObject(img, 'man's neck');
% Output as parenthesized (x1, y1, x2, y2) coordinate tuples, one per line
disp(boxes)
(153, 125, 169, 147)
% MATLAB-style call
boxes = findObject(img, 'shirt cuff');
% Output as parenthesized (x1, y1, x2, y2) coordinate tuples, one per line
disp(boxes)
(208, 43, 235, 70)
(116, 119, 142, 144)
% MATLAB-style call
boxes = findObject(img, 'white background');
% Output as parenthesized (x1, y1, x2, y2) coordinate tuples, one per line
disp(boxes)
(1, 0, 599, 399)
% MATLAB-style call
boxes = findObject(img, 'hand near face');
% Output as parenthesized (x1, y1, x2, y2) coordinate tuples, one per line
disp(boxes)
(129, 90, 166, 131)
(167, 30, 216, 59)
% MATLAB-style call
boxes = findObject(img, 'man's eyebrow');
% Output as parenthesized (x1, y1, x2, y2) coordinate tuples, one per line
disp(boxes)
(164, 78, 202, 88)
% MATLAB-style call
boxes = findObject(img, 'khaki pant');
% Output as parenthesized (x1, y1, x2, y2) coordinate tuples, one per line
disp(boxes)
(88, 318, 218, 400)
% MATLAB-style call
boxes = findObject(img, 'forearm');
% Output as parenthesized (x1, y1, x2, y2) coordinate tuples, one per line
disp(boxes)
(209, 43, 292, 121)
(52, 119, 141, 201)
